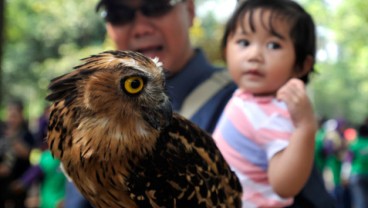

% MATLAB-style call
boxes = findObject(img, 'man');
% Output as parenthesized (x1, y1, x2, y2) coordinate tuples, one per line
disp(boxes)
(64, 0, 236, 207)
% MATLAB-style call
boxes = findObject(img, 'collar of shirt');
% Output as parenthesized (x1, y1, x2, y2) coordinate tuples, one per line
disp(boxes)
(234, 89, 275, 104)
(166, 48, 219, 111)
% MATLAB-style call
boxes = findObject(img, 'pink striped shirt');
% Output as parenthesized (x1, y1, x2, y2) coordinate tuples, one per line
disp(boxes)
(213, 89, 294, 207)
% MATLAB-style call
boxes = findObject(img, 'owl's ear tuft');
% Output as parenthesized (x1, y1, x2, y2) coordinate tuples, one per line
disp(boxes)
(151, 57, 163, 68)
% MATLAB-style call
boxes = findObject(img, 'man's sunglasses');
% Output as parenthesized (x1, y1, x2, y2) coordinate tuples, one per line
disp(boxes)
(99, 0, 185, 25)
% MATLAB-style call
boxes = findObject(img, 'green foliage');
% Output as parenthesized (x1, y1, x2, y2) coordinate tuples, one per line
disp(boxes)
(304, 0, 368, 124)
(190, 14, 225, 66)
(3, 0, 106, 119)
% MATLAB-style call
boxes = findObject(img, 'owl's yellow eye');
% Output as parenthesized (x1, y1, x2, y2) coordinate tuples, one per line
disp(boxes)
(123, 76, 144, 95)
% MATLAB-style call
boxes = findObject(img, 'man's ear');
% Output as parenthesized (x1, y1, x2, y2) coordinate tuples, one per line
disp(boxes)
(186, 0, 195, 27)
(297, 55, 314, 78)
(106, 23, 116, 41)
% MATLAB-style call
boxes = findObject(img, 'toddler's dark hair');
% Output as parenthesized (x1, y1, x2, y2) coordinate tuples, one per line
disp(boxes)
(221, 0, 316, 83)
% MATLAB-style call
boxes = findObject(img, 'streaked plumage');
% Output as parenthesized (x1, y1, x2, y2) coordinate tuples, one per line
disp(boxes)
(46, 50, 242, 208)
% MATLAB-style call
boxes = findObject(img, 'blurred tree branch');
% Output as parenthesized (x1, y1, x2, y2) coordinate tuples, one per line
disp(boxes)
(0, 0, 4, 105)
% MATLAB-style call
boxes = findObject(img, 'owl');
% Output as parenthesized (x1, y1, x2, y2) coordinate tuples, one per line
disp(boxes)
(46, 50, 241, 208)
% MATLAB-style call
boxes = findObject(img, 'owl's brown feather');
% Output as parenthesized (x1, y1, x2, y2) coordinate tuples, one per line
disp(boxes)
(46, 50, 241, 208)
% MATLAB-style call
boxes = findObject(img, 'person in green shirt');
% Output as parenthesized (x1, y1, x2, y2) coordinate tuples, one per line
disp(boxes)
(322, 118, 349, 207)
(38, 150, 65, 208)
(348, 120, 368, 208)
(315, 118, 328, 174)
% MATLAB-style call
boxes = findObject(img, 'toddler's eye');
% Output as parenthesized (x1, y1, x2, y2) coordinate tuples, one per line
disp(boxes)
(267, 42, 281, 49)
(236, 39, 250, 47)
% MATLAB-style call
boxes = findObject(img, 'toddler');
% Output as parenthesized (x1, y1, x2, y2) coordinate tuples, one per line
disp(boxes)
(213, 0, 318, 207)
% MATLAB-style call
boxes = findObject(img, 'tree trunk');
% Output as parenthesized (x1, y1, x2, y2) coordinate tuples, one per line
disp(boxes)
(0, 0, 4, 105)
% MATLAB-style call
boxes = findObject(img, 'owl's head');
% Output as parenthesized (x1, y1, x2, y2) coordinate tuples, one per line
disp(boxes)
(47, 50, 172, 132)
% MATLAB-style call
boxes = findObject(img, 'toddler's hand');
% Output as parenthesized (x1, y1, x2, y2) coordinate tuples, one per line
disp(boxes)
(276, 78, 317, 131)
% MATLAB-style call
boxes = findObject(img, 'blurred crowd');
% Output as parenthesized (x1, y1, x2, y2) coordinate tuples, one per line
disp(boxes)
(0, 100, 65, 208)
(1, 102, 368, 208)
(315, 117, 368, 208)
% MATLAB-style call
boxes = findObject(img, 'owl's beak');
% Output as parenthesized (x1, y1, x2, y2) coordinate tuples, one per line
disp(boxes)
(159, 98, 173, 128)
(142, 97, 172, 131)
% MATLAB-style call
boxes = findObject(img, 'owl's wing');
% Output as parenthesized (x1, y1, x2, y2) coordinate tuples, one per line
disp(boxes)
(59, 162, 73, 182)
(47, 99, 85, 163)
(126, 113, 242, 208)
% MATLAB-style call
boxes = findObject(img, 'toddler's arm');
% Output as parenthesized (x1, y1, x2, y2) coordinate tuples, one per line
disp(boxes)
(268, 78, 317, 198)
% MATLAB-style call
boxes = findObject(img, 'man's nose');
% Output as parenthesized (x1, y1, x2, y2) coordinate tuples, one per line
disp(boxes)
(131, 11, 155, 38)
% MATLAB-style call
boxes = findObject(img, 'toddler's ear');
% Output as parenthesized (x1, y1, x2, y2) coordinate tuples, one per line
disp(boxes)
(297, 55, 314, 78)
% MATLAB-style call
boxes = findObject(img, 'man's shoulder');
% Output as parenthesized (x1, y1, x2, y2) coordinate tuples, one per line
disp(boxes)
(187, 71, 237, 133)
(179, 69, 235, 119)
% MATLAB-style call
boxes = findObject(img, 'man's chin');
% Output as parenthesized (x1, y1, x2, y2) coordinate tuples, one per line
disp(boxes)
(139, 52, 174, 74)
(143, 52, 163, 60)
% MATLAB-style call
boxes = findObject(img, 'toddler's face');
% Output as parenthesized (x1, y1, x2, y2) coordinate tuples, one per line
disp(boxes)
(225, 9, 297, 96)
